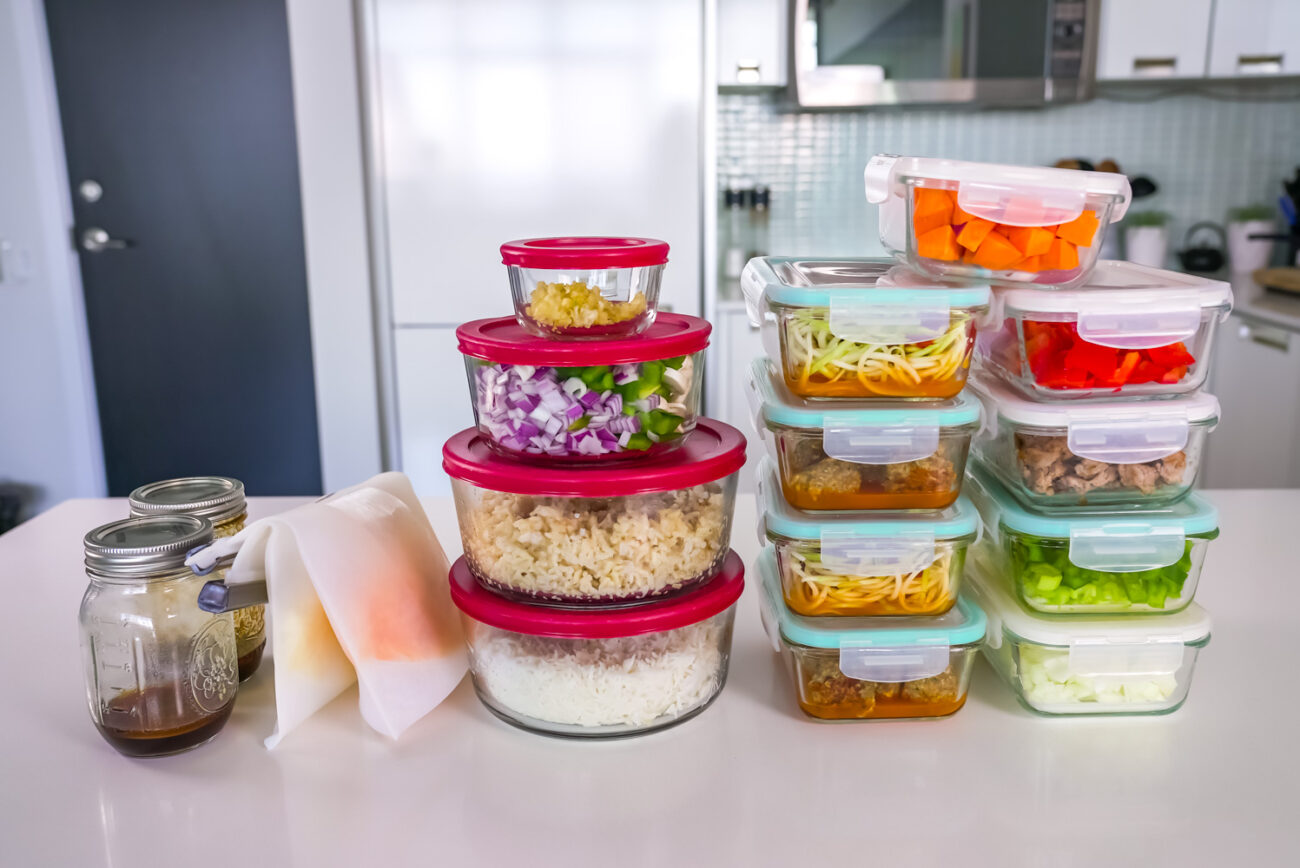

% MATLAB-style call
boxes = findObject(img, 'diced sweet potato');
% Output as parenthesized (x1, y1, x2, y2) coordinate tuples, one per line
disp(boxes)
(1005, 226, 1055, 257)
(917, 224, 961, 261)
(971, 231, 1023, 271)
(913, 188, 954, 237)
(956, 218, 996, 251)
(949, 190, 977, 225)
(1016, 255, 1043, 272)
(1055, 210, 1100, 247)
(1042, 237, 1080, 270)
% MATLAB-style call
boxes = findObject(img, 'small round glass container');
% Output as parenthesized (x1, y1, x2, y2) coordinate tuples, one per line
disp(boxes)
(129, 477, 264, 680)
(80, 515, 238, 757)
(502, 237, 668, 339)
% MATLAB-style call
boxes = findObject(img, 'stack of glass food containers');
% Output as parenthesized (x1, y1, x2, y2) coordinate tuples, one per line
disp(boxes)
(741, 255, 991, 721)
(864, 153, 1230, 716)
(442, 237, 747, 738)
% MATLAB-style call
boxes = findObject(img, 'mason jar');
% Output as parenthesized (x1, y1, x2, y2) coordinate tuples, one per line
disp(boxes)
(129, 477, 265, 680)
(80, 515, 238, 757)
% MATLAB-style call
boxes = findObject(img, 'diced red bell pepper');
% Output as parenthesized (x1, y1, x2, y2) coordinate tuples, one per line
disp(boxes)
(1146, 342, 1197, 368)
(1159, 365, 1188, 384)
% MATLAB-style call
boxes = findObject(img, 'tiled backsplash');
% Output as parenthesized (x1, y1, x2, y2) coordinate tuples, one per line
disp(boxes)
(718, 91, 1299, 262)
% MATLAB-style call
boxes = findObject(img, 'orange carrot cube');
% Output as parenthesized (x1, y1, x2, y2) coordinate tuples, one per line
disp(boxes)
(949, 190, 977, 225)
(971, 231, 1024, 271)
(1055, 210, 1100, 247)
(1015, 255, 1043, 272)
(917, 224, 962, 261)
(913, 188, 954, 237)
(1005, 226, 1055, 257)
(1042, 237, 1080, 270)
(956, 218, 996, 251)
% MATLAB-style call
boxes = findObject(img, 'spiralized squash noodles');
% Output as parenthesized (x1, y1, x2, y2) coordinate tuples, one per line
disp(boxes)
(782, 548, 958, 616)
(781, 309, 974, 398)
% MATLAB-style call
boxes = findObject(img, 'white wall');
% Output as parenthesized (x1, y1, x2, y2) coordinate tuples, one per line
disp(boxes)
(0, 0, 105, 517)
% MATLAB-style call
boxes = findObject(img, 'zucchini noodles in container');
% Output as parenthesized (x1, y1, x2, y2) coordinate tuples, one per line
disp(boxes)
(741, 256, 990, 400)
(757, 459, 980, 617)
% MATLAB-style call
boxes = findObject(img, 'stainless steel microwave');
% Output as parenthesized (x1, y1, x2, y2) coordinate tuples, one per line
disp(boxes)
(790, 0, 1098, 108)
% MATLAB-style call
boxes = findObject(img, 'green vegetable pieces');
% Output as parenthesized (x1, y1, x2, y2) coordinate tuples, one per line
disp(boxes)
(1006, 531, 1209, 612)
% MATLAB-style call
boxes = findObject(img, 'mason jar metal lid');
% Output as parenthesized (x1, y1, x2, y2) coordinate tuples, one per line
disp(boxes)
(84, 515, 213, 580)
(128, 476, 246, 524)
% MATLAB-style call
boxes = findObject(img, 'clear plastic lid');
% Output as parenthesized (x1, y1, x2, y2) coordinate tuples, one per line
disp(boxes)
(756, 458, 978, 575)
(747, 358, 980, 464)
(740, 256, 990, 345)
(966, 558, 1210, 675)
(864, 154, 1132, 226)
(992, 261, 1232, 350)
(966, 464, 1219, 573)
(970, 374, 1219, 464)
(757, 549, 986, 681)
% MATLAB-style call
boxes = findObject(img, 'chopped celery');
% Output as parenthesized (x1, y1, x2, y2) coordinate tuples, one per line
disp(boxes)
(1006, 531, 1203, 612)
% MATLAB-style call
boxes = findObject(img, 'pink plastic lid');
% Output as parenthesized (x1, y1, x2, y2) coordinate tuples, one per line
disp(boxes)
(457, 313, 711, 365)
(450, 550, 744, 638)
(500, 236, 670, 269)
(442, 417, 746, 497)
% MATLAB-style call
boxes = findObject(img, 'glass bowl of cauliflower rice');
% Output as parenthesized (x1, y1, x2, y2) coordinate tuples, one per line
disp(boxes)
(450, 551, 744, 737)
(502, 237, 668, 339)
(443, 419, 746, 606)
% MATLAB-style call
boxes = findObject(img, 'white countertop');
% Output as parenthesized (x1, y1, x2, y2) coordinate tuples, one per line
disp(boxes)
(4, 492, 1297, 867)
(1228, 271, 1300, 331)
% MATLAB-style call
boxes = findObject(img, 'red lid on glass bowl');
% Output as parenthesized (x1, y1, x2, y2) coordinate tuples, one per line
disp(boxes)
(500, 237, 670, 269)
(443, 417, 746, 497)
(457, 313, 710, 366)
(450, 550, 744, 639)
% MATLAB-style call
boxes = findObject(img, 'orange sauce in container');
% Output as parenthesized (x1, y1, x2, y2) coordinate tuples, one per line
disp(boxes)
(783, 371, 967, 400)
(779, 483, 959, 511)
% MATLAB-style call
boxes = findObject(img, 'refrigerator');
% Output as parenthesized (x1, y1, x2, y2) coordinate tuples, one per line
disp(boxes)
(361, 0, 708, 494)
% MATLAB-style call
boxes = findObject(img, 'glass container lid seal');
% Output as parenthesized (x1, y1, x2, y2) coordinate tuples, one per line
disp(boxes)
(457, 313, 710, 366)
(84, 515, 214, 580)
(128, 476, 246, 525)
(450, 550, 744, 639)
(757, 550, 986, 682)
(500, 237, 669, 269)
(442, 418, 746, 497)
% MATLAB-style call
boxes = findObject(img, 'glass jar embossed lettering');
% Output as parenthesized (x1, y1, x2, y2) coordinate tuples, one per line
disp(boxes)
(79, 516, 238, 757)
(129, 477, 265, 680)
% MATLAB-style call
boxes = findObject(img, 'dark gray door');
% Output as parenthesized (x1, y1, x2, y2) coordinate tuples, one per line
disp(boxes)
(44, 0, 322, 496)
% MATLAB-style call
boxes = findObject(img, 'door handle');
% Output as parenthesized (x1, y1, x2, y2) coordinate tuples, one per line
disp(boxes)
(80, 227, 131, 253)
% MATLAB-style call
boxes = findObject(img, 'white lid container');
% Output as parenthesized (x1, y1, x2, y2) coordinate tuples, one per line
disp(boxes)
(865, 154, 1132, 288)
(976, 261, 1233, 399)
(966, 557, 1211, 716)
(969, 373, 1219, 510)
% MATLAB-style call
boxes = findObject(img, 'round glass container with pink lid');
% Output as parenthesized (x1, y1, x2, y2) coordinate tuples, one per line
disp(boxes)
(457, 313, 710, 462)
(443, 418, 745, 606)
(502, 236, 668, 339)
(450, 550, 744, 737)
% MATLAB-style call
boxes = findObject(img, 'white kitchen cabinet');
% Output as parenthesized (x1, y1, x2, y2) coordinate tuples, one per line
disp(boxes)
(394, 327, 475, 497)
(1097, 0, 1212, 80)
(717, 0, 787, 87)
(1203, 314, 1300, 488)
(708, 301, 766, 491)
(1207, 0, 1300, 77)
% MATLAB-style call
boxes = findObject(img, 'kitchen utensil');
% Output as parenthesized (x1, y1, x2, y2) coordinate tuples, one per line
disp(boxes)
(1177, 222, 1227, 273)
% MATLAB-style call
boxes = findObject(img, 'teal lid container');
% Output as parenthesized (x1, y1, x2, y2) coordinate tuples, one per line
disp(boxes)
(967, 462, 1219, 573)
(758, 549, 987, 682)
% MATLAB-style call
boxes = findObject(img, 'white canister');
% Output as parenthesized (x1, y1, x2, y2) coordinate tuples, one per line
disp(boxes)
(1125, 225, 1169, 268)
(1227, 219, 1275, 273)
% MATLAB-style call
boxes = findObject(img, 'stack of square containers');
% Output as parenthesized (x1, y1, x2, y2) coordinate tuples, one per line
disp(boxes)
(441, 238, 748, 738)
(741, 255, 992, 721)
(865, 154, 1232, 716)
